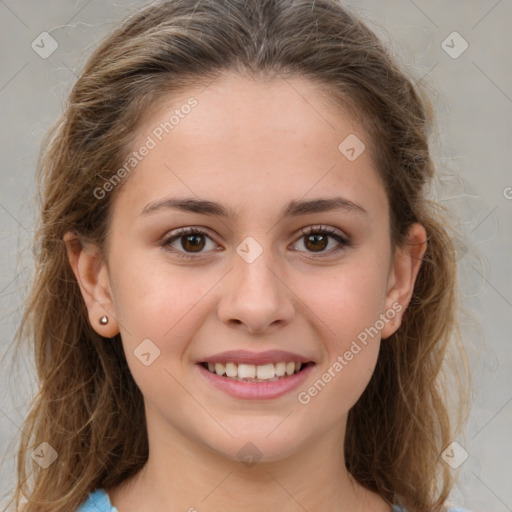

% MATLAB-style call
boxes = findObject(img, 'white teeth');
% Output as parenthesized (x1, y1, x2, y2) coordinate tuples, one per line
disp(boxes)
(237, 364, 256, 379)
(225, 362, 238, 378)
(275, 362, 286, 377)
(205, 361, 304, 380)
(256, 363, 275, 380)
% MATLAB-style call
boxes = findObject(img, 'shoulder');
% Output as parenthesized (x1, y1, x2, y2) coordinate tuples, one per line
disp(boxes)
(77, 488, 119, 512)
(77, 493, 471, 512)
(392, 506, 471, 512)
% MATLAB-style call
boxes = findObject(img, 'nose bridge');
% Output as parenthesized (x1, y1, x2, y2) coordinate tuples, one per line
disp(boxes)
(233, 234, 280, 299)
(217, 234, 295, 333)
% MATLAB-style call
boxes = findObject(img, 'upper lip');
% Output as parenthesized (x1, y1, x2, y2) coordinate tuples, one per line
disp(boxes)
(198, 349, 315, 366)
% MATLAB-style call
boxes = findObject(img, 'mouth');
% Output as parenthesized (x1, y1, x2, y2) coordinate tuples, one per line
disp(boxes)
(197, 360, 315, 383)
(195, 349, 317, 399)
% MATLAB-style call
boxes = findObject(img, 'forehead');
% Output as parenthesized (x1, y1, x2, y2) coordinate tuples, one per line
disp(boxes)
(137, 72, 362, 149)
(114, 72, 388, 224)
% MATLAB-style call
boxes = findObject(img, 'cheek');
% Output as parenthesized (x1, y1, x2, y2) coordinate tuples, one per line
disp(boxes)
(293, 257, 387, 408)
(109, 255, 219, 379)
(301, 256, 389, 343)
(109, 246, 204, 333)
(110, 266, 209, 408)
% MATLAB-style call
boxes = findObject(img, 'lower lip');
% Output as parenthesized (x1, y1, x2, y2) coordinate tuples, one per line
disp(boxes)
(196, 363, 315, 400)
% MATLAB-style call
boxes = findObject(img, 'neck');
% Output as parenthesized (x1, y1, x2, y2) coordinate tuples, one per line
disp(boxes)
(107, 408, 392, 512)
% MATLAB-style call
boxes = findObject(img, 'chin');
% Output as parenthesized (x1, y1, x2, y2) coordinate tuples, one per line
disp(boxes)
(200, 423, 310, 466)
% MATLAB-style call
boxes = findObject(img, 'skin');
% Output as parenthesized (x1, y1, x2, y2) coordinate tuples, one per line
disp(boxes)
(65, 72, 427, 512)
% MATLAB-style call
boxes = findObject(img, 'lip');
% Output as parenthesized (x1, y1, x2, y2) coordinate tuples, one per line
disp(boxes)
(197, 349, 314, 366)
(196, 361, 315, 400)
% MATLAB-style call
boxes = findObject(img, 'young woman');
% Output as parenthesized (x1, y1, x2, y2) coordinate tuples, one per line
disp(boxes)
(8, 1, 472, 511)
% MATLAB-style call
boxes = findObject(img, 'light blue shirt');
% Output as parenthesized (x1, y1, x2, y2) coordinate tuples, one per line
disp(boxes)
(77, 488, 471, 512)
(77, 489, 118, 512)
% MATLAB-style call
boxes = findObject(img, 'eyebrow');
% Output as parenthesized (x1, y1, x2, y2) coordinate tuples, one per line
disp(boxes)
(140, 196, 368, 219)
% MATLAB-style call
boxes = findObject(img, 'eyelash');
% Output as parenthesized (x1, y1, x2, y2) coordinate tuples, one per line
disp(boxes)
(161, 225, 350, 260)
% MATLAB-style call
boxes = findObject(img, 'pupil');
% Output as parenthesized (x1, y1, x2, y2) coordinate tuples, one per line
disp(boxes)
(183, 234, 205, 252)
(306, 234, 327, 252)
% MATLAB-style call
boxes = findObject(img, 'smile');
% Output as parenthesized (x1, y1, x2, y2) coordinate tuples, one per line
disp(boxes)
(200, 361, 310, 382)
(196, 361, 315, 399)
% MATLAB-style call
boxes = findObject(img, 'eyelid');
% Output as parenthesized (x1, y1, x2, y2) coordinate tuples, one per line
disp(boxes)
(297, 225, 348, 242)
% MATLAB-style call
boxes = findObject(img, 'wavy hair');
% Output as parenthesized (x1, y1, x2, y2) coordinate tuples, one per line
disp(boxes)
(5, 1, 472, 510)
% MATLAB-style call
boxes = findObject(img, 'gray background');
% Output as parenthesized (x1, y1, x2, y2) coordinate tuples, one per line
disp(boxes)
(0, 1, 511, 510)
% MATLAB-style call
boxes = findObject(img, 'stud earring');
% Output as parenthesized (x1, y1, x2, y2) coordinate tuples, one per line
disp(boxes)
(99, 316, 109, 325)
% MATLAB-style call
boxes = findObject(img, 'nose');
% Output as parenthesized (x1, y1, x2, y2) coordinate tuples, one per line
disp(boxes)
(217, 247, 296, 335)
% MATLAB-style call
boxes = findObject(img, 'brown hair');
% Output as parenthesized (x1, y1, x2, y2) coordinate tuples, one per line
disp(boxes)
(5, 1, 472, 510)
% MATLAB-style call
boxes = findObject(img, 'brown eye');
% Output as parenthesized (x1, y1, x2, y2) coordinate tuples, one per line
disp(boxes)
(161, 225, 350, 260)
(293, 226, 350, 257)
(303, 232, 329, 252)
(162, 227, 216, 259)
(180, 233, 206, 252)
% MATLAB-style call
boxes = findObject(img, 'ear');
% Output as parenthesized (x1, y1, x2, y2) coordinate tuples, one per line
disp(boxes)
(63, 232, 120, 337)
(381, 222, 427, 340)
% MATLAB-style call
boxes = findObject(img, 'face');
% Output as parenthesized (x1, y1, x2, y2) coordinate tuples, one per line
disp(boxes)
(69, 72, 426, 465)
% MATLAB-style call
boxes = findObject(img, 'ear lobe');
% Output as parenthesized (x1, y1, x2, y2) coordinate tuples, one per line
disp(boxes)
(63, 232, 120, 337)
(381, 223, 427, 340)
